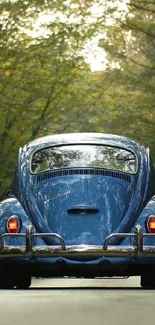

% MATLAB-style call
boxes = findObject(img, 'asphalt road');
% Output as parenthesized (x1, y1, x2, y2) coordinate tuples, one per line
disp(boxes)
(0, 277, 155, 325)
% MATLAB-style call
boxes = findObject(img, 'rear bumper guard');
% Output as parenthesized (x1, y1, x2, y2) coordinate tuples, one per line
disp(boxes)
(0, 225, 155, 259)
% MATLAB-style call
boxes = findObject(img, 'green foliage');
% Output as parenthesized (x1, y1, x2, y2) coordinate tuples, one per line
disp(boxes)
(96, 0, 155, 158)
(0, 0, 103, 198)
(0, 0, 155, 199)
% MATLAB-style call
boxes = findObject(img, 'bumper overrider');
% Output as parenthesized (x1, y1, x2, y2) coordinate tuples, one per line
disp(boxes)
(0, 225, 155, 259)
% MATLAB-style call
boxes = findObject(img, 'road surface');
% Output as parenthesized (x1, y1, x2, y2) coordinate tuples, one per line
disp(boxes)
(0, 277, 154, 325)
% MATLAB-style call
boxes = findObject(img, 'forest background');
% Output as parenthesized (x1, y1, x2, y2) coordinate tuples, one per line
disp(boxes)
(0, 0, 155, 198)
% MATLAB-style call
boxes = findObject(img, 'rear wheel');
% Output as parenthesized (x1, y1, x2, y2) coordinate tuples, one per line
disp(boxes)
(15, 274, 31, 289)
(0, 277, 14, 289)
(0, 264, 32, 289)
(0, 270, 15, 289)
(141, 273, 155, 289)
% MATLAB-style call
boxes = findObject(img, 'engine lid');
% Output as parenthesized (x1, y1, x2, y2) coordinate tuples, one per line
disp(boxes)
(32, 174, 133, 245)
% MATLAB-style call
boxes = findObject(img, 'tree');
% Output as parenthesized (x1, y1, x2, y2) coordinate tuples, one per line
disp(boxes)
(0, 0, 109, 198)
(96, 0, 155, 157)
(1, 0, 155, 199)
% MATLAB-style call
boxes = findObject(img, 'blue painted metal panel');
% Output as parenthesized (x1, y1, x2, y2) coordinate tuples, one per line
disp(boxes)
(0, 133, 155, 266)
(0, 198, 34, 246)
(32, 175, 133, 245)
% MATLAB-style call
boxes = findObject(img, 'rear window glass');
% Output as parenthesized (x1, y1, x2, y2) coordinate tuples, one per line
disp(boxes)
(31, 145, 137, 174)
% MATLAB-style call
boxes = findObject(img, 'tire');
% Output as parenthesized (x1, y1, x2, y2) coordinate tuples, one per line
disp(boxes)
(0, 274, 14, 289)
(0, 265, 31, 289)
(140, 273, 155, 289)
(15, 274, 31, 289)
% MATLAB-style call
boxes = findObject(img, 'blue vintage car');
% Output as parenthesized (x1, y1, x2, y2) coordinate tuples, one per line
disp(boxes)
(1, 132, 155, 289)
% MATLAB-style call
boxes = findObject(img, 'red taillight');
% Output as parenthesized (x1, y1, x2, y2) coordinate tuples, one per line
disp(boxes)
(7, 216, 20, 233)
(147, 216, 155, 233)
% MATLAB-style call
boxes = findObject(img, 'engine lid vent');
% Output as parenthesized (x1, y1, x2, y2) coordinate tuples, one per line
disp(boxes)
(35, 168, 132, 184)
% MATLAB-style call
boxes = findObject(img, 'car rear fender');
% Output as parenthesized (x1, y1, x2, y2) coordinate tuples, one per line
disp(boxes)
(0, 198, 42, 246)
(131, 196, 155, 245)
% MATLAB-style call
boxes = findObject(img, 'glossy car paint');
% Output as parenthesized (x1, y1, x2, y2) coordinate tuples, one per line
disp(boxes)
(1, 133, 155, 267)
(32, 174, 133, 245)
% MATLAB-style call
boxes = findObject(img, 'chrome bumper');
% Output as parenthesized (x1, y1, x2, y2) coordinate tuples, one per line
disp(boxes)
(0, 225, 155, 259)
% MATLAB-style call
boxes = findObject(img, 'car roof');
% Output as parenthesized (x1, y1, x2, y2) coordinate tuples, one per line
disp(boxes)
(24, 133, 147, 156)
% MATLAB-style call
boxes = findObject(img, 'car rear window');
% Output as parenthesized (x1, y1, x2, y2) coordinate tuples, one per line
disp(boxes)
(31, 145, 137, 174)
